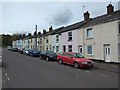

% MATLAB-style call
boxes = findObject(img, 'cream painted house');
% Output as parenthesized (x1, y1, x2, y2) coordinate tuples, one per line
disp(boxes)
(78, 4, 120, 63)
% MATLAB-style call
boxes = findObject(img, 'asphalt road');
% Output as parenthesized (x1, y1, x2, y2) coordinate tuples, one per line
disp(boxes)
(2, 49, 118, 88)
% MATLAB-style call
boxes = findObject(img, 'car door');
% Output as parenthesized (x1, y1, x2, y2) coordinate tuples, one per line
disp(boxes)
(61, 52, 67, 63)
(66, 54, 74, 65)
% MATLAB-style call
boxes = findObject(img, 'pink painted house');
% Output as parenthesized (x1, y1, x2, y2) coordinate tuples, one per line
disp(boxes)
(55, 21, 85, 53)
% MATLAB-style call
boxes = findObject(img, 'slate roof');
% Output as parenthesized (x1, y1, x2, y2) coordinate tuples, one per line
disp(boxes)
(39, 26, 64, 37)
(53, 21, 85, 34)
(81, 10, 120, 28)
(52, 10, 120, 35)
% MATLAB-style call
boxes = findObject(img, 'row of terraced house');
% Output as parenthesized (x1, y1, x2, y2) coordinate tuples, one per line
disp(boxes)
(13, 4, 120, 63)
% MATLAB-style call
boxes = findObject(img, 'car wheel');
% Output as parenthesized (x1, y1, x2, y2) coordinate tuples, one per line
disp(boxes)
(74, 62, 79, 68)
(59, 59, 63, 64)
(46, 57, 49, 61)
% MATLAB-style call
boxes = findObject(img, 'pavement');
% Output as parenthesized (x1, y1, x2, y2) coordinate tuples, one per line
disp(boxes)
(93, 60, 119, 73)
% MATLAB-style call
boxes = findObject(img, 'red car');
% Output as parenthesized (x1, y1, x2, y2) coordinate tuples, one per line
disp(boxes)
(57, 52, 94, 68)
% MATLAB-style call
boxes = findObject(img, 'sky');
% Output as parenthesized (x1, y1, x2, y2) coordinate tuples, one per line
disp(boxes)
(0, 0, 120, 35)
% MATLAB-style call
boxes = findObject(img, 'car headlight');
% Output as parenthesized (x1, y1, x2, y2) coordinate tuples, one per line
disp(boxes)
(81, 62, 88, 64)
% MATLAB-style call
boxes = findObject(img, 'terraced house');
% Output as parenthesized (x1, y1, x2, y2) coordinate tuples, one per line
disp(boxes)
(12, 4, 120, 63)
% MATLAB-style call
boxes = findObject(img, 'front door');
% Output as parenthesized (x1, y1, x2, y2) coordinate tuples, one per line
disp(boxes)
(78, 45, 83, 55)
(104, 44, 111, 62)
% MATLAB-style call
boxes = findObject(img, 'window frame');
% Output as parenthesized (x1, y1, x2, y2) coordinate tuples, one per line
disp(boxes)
(56, 35, 59, 43)
(56, 46, 59, 52)
(68, 32, 72, 41)
(68, 45, 72, 52)
(86, 28, 93, 39)
(87, 45, 93, 55)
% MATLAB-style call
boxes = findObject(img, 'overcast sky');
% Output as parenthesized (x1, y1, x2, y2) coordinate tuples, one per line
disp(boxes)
(1, 0, 120, 35)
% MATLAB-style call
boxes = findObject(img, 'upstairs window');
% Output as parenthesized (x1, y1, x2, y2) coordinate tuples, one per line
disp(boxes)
(46, 39, 48, 43)
(86, 28, 93, 38)
(40, 38, 42, 44)
(31, 39, 32, 43)
(56, 35, 59, 43)
(68, 32, 72, 41)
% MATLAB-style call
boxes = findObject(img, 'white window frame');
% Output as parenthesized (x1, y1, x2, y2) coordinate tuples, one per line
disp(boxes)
(87, 45, 93, 55)
(68, 45, 72, 52)
(86, 28, 93, 38)
(56, 35, 59, 43)
(68, 32, 72, 41)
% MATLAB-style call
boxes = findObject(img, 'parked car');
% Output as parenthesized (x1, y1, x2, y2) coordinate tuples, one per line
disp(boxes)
(23, 49, 31, 55)
(28, 49, 41, 57)
(7, 46, 12, 50)
(11, 47, 18, 52)
(57, 52, 94, 68)
(40, 51, 57, 61)
(18, 48, 25, 54)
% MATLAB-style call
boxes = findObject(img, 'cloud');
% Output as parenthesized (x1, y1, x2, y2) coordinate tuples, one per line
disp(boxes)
(49, 7, 73, 26)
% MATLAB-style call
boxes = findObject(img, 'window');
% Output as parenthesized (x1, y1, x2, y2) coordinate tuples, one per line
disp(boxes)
(86, 28, 93, 38)
(68, 32, 72, 41)
(46, 45, 48, 50)
(63, 45, 66, 52)
(46, 39, 48, 43)
(56, 46, 59, 52)
(56, 35, 59, 43)
(40, 38, 42, 44)
(67, 54, 72, 58)
(68, 45, 72, 52)
(87, 45, 93, 55)
(62, 52, 66, 56)
(119, 23, 120, 34)
(28, 40, 30, 44)
(119, 44, 120, 56)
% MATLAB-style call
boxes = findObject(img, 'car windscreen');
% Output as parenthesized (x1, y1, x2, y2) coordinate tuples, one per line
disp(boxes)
(47, 51, 56, 55)
(73, 53, 84, 58)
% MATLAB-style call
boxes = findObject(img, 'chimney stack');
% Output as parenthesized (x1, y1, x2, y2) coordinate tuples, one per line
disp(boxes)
(43, 29, 46, 34)
(107, 4, 114, 15)
(49, 26, 53, 32)
(84, 11, 90, 22)
(38, 31, 41, 35)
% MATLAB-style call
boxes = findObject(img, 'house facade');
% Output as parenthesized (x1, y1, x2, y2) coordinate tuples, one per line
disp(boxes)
(12, 4, 120, 63)
(78, 4, 120, 63)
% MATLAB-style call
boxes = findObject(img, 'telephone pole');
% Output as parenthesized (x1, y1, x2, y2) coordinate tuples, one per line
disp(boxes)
(35, 25, 37, 50)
